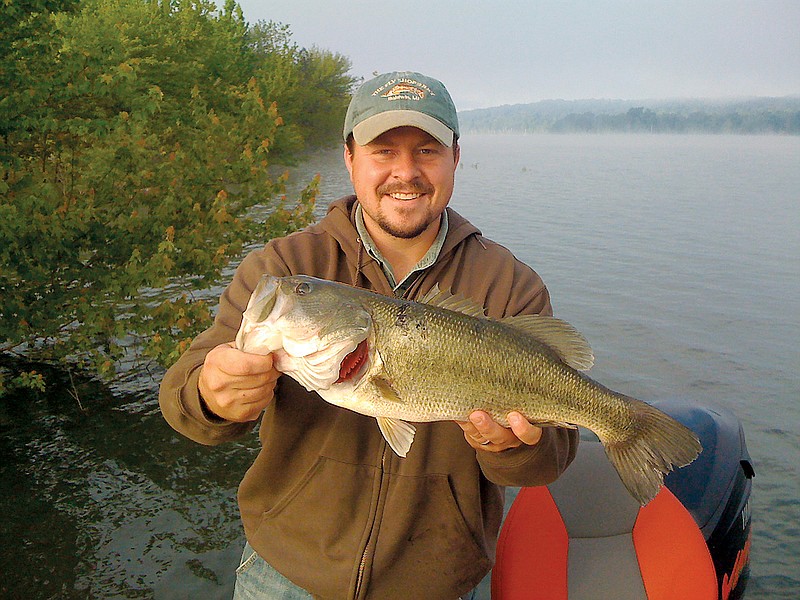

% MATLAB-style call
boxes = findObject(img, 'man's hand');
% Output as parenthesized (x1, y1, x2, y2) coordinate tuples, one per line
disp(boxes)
(198, 342, 280, 422)
(457, 411, 543, 452)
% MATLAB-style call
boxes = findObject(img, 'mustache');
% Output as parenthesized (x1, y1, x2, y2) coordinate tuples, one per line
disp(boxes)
(377, 182, 435, 196)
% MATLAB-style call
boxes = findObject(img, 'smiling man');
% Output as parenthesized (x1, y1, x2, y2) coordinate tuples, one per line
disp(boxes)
(160, 71, 578, 600)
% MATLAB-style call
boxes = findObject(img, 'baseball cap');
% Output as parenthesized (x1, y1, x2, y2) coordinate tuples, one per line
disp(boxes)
(343, 71, 459, 147)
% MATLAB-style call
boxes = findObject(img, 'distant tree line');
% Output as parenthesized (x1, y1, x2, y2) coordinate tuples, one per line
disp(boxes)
(460, 98, 800, 134)
(0, 0, 358, 394)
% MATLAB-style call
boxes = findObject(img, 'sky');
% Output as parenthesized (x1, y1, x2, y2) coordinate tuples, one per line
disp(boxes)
(230, 0, 800, 110)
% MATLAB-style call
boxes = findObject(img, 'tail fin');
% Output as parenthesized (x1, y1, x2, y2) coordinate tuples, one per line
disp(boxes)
(601, 399, 702, 505)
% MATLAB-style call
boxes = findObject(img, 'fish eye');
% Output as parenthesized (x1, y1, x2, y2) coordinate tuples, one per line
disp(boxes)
(294, 282, 310, 296)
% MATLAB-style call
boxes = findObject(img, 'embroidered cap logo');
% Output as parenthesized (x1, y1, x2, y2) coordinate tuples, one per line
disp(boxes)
(381, 83, 427, 101)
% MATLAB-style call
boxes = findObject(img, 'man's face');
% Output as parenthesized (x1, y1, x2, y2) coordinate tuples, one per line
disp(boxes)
(344, 126, 460, 241)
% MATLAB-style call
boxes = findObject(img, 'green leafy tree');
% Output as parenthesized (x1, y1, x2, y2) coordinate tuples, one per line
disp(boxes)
(0, 0, 352, 394)
(247, 21, 358, 152)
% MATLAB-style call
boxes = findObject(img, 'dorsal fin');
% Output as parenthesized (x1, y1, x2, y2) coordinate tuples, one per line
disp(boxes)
(500, 314, 595, 371)
(418, 285, 593, 371)
(418, 285, 487, 318)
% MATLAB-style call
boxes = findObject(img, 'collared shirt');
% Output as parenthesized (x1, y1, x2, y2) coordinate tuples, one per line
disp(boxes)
(355, 203, 449, 295)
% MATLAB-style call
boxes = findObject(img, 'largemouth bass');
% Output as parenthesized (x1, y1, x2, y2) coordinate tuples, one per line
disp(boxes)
(236, 274, 701, 505)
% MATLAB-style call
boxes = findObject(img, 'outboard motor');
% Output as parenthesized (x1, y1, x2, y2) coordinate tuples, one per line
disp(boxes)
(491, 400, 753, 600)
(655, 400, 754, 600)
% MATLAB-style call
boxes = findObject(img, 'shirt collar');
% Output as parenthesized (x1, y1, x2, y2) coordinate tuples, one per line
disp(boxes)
(355, 203, 449, 294)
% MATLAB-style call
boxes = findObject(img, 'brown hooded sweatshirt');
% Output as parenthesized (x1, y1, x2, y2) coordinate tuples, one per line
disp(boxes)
(159, 196, 578, 599)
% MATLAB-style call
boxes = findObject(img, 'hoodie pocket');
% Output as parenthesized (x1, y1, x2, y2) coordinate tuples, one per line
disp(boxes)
(248, 456, 379, 598)
(247, 456, 490, 599)
(366, 472, 492, 599)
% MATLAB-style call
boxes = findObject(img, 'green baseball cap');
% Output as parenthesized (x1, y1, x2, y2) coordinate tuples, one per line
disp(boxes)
(343, 71, 459, 147)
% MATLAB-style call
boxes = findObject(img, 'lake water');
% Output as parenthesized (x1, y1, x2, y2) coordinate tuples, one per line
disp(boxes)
(1, 134, 797, 598)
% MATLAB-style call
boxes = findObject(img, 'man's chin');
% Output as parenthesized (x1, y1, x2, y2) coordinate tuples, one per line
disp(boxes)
(382, 224, 430, 240)
(377, 215, 434, 240)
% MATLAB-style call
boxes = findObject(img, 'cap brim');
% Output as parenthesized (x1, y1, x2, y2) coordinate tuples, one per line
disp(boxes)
(352, 110, 454, 147)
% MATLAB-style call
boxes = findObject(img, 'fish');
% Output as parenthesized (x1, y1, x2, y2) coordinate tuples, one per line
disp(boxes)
(235, 274, 702, 505)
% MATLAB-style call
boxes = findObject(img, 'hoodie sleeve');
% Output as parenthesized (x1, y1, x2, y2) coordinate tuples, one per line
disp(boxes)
(159, 197, 362, 446)
(158, 249, 289, 445)
(477, 426, 580, 486)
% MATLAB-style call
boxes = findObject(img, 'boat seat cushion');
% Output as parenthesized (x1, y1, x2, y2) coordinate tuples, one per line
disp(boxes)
(492, 440, 717, 599)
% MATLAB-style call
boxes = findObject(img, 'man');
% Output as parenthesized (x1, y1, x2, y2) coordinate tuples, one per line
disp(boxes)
(160, 71, 578, 600)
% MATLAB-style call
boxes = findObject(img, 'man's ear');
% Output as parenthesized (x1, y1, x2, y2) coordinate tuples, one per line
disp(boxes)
(343, 144, 354, 179)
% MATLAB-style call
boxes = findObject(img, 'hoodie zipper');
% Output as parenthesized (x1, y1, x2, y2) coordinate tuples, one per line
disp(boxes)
(354, 286, 419, 598)
(353, 444, 389, 599)
(354, 237, 364, 286)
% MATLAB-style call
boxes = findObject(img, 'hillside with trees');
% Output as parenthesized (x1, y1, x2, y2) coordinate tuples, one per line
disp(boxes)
(459, 97, 800, 134)
(0, 0, 357, 393)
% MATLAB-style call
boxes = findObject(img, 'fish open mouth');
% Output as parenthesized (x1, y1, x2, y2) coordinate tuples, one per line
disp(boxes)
(335, 339, 369, 383)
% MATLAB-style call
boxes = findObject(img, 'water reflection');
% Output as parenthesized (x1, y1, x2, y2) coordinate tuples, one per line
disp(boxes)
(0, 361, 258, 598)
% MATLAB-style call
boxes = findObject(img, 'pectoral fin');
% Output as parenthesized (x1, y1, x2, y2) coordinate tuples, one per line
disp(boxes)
(372, 375, 403, 402)
(376, 417, 416, 457)
(369, 349, 404, 403)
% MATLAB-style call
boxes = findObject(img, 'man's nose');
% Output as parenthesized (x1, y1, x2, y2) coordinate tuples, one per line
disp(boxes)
(391, 151, 422, 181)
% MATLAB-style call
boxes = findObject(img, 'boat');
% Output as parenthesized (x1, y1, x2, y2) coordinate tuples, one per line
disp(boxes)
(491, 399, 754, 599)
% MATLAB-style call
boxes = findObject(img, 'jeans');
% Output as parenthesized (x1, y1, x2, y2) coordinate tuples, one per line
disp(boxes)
(233, 542, 313, 600)
(232, 542, 479, 600)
